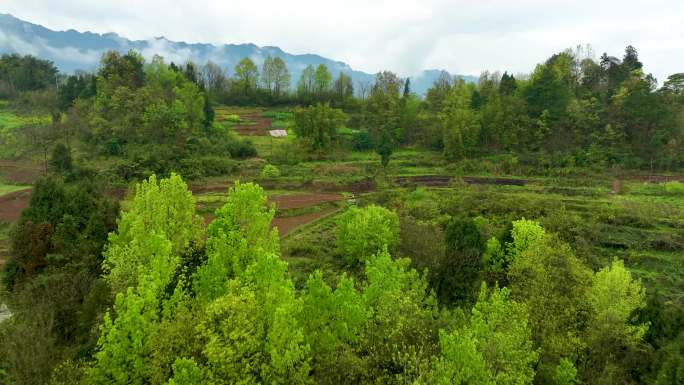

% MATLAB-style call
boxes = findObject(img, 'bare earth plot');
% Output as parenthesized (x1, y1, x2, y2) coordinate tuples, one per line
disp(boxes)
(0, 159, 43, 184)
(0, 188, 31, 224)
(233, 113, 273, 136)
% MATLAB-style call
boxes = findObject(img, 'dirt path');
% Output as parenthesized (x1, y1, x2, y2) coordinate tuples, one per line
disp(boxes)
(0, 188, 32, 223)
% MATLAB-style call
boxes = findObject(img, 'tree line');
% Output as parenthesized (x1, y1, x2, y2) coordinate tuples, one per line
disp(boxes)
(2, 45, 682, 172)
(293, 45, 684, 171)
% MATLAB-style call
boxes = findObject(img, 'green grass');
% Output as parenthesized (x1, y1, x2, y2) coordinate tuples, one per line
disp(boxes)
(0, 110, 50, 130)
(281, 211, 347, 287)
(0, 108, 51, 158)
(0, 181, 29, 197)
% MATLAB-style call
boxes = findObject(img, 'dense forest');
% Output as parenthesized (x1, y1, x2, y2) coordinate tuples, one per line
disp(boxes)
(0, 43, 682, 385)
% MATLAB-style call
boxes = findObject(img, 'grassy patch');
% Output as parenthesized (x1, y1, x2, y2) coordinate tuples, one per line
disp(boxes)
(0, 181, 29, 197)
(281, 211, 347, 287)
(0, 109, 51, 158)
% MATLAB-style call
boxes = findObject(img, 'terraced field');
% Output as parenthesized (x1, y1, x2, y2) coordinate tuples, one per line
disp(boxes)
(279, 176, 684, 305)
(196, 189, 346, 238)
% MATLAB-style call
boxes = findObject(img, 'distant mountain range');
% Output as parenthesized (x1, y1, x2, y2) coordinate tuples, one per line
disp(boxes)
(0, 13, 477, 95)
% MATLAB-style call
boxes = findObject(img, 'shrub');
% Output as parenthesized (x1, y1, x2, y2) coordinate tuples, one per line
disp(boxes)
(293, 103, 347, 152)
(228, 139, 257, 159)
(436, 217, 486, 304)
(49, 143, 73, 175)
(336, 205, 400, 265)
(402, 187, 441, 221)
(178, 156, 236, 180)
(351, 131, 373, 151)
(223, 114, 242, 123)
(269, 140, 303, 165)
(398, 216, 445, 274)
(260, 164, 280, 178)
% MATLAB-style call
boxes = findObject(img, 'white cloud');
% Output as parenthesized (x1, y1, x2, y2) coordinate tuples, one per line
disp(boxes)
(0, 29, 102, 66)
(139, 37, 195, 64)
(3, 0, 683, 81)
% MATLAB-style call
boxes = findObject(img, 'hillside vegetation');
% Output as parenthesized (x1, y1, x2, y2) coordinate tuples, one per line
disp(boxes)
(0, 46, 682, 385)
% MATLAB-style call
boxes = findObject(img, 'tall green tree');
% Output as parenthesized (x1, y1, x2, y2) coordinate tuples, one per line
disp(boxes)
(433, 217, 484, 305)
(296, 65, 316, 102)
(583, 259, 648, 384)
(507, 222, 592, 382)
(314, 64, 332, 98)
(366, 71, 403, 167)
(194, 181, 278, 303)
(293, 103, 347, 153)
(90, 174, 202, 384)
(430, 284, 538, 385)
(233, 57, 259, 95)
(261, 56, 290, 97)
(333, 72, 354, 103)
(335, 205, 400, 265)
(440, 79, 480, 160)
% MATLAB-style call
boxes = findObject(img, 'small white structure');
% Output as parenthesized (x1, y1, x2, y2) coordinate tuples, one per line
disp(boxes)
(269, 129, 288, 137)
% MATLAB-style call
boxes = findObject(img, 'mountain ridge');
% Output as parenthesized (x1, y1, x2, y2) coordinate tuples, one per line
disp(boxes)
(0, 13, 477, 94)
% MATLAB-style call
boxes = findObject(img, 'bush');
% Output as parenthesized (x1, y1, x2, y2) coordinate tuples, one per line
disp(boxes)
(260, 164, 280, 178)
(49, 143, 73, 175)
(402, 187, 441, 221)
(398, 216, 445, 274)
(336, 205, 400, 265)
(223, 114, 242, 123)
(228, 139, 257, 158)
(269, 140, 303, 165)
(178, 156, 236, 180)
(351, 131, 373, 151)
(435, 216, 486, 304)
(103, 137, 124, 156)
(293, 103, 347, 153)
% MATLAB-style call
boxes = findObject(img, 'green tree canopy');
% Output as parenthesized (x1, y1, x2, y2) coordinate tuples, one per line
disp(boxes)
(335, 205, 400, 265)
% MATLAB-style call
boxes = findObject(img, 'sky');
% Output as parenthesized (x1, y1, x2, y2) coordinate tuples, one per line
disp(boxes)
(3, 0, 683, 81)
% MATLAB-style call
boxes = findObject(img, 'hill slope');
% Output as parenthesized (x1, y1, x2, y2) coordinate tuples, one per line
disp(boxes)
(0, 13, 477, 94)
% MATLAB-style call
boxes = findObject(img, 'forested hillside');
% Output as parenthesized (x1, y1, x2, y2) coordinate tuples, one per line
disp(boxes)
(0, 41, 682, 385)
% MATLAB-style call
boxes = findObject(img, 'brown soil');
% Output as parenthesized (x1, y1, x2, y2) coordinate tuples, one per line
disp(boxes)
(0, 188, 32, 224)
(272, 208, 338, 237)
(395, 175, 528, 187)
(0, 160, 44, 184)
(234, 114, 272, 136)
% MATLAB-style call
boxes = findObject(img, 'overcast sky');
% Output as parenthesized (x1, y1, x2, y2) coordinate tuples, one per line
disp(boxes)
(3, 0, 683, 81)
